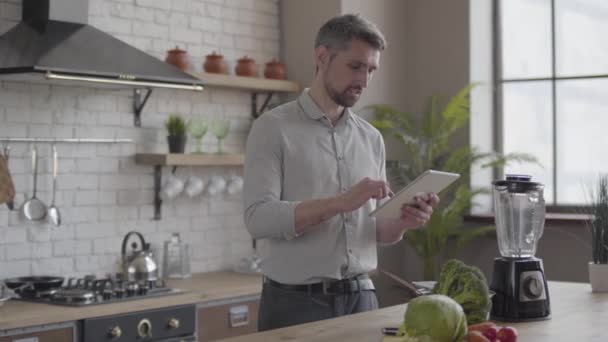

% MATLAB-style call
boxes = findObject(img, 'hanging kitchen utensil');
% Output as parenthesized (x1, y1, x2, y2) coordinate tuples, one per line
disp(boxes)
(48, 144, 61, 227)
(22, 145, 47, 221)
(0, 145, 15, 207)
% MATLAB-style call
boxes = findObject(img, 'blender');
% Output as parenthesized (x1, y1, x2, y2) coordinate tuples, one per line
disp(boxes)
(490, 175, 551, 321)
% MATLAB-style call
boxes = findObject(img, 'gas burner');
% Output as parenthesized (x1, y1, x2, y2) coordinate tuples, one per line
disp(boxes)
(51, 288, 96, 305)
(18, 287, 58, 299)
(13, 275, 184, 307)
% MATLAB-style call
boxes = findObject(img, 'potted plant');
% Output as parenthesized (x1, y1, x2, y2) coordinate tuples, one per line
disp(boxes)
(368, 84, 537, 280)
(165, 114, 188, 153)
(588, 176, 608, 292)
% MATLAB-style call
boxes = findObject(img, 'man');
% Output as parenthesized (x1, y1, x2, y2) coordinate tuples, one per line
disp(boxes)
(243, 14, 439, 331)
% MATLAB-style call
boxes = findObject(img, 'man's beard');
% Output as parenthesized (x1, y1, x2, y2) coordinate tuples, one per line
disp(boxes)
(324, 80, 362, 108)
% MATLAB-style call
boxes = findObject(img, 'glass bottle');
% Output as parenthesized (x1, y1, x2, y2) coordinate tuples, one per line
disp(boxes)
(162, 233, 191, 279)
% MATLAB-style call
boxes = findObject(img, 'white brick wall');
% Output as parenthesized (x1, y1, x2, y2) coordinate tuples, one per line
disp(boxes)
(0, 0, 280, 278)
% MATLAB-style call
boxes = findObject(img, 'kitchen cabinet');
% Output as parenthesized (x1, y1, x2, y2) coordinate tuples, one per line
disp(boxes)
(197, 297, 259, 342)
(0, 324, 74, 342)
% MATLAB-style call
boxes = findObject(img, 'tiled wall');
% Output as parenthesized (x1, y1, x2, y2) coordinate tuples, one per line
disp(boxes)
(0, 0, 280, 278)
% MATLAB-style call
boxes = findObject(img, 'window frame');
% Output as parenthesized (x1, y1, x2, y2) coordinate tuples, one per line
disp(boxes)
(493, 0, 608, 211)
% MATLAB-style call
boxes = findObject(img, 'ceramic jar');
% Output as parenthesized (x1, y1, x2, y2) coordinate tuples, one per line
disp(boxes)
(165, 46, 189, 71)
(264, 58, 286, 80)
(203, 51, 228, 74)
(235, 56, 257, 77)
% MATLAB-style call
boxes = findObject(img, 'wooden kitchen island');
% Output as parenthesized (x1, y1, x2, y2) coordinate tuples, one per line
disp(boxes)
(218, 281, 606, 341)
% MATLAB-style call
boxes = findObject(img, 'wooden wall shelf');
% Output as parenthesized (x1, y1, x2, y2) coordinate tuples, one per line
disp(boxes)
(135, 153, 244, 166)
(187, 72, 300, 93)
(134, 153, 244, 220)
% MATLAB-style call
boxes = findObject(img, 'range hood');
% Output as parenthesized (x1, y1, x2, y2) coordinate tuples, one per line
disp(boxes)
(0, 0, 203, 91)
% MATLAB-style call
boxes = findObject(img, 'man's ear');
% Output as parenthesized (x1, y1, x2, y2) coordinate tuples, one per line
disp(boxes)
(315, 45, 330, 71)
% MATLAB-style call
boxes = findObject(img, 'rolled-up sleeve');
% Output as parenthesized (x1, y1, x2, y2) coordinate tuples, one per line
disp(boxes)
(243, 114, 301, 241)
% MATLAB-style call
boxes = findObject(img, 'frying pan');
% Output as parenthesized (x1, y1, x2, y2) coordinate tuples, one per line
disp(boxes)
(4, 276, 65, 291)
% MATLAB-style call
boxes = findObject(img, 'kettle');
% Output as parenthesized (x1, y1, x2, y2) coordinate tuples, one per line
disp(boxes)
(121, 231, 159, 282)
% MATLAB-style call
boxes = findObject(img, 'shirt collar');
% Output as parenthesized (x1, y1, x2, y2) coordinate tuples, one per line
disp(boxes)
(297, 88, 353, 125)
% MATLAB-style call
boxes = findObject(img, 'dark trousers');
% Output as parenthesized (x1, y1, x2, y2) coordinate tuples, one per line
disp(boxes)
(258, 279, 379, 331)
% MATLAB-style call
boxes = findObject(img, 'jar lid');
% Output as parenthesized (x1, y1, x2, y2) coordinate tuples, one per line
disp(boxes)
(238, 55, 255, 62)
(206, 51, 223, 58)
(168, 46, 186, 53)
(266, 58, 282, 65)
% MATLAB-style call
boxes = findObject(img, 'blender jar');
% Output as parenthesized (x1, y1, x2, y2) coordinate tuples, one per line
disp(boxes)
(492, 175, 546, 258)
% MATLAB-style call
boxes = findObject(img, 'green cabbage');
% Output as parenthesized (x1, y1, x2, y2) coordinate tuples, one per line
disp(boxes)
(396, 294, 468, 342)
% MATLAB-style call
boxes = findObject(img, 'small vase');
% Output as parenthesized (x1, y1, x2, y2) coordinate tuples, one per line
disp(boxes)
(589, 262, 608, 292)
(165, 46, 189, 71)
(203, 51, 228, 74)
(264, 58, 286, 80)
(167, 136, 187, 154)
(235, 56, 257, 77)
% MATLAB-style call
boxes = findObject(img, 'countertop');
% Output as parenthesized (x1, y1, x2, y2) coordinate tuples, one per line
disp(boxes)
(218, 281, 604, 342)
(0, 271, 262, 331)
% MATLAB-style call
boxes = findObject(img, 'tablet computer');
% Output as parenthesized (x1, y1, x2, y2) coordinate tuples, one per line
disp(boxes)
(369, 169, 460, 219)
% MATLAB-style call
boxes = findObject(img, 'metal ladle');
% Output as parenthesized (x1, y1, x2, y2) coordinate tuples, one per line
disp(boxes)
(48, 144, 61, 227)
(22, 146, 47, 221)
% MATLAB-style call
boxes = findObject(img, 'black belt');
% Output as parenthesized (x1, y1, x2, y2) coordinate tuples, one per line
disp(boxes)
(265, 275, 375, 295)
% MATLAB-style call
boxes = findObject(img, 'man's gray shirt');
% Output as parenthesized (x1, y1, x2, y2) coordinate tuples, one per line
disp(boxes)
(243, 89, 387, 284)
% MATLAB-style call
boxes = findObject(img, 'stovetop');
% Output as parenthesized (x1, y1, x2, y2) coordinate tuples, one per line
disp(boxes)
(14, 276, 185, 307)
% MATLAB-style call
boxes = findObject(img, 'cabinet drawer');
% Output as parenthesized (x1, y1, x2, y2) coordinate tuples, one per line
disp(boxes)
(198, 299, 259, 341)
(0, 327, 73, 342)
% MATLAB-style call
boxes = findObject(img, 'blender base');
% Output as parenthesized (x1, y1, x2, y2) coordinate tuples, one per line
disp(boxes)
(490, 257, 551, 322)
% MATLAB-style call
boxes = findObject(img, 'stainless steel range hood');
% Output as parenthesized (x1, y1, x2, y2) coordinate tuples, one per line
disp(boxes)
(0, 0, 203, 91)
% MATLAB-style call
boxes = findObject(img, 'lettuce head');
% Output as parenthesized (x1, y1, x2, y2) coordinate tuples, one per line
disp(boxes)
(396, 294, 467, 342)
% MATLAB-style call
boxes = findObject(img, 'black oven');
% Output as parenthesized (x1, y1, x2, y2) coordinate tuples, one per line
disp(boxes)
(80, 304, 196, 342)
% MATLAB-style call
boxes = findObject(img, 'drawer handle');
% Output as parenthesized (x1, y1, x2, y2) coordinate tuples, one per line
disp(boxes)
(229, 305, 249, 328)
(12, 339, 38, 342)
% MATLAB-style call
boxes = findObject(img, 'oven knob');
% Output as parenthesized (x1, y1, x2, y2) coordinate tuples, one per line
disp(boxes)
(168, 318, 180, 329)
(108, 326, 122, 339)
(137, 318, 153, 338)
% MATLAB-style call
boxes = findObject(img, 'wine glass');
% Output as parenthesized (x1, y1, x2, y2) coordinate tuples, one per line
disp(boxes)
(210, 117, 231, 154)
(189, 118, 208, 153)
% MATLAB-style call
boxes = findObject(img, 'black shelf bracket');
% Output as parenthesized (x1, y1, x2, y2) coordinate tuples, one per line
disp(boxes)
(152, 165, 179, 220)
(133, 88, 153, 127)
(251, 92, 274, 119)
(153, 165, 162, 220)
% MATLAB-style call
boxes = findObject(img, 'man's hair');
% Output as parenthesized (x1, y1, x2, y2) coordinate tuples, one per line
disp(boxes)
(314, 14, 386, 52)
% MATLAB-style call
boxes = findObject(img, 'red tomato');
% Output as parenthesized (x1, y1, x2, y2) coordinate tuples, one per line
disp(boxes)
(497, 326, 518, 342)
(483, 326, 499, 342)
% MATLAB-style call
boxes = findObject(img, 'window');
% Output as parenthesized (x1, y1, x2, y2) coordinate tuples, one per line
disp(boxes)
(495, 0, 608, 206)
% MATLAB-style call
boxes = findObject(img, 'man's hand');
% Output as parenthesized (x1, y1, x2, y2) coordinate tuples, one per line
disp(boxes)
(399, 192, 440, 229)
(340, 177, 391, 213)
